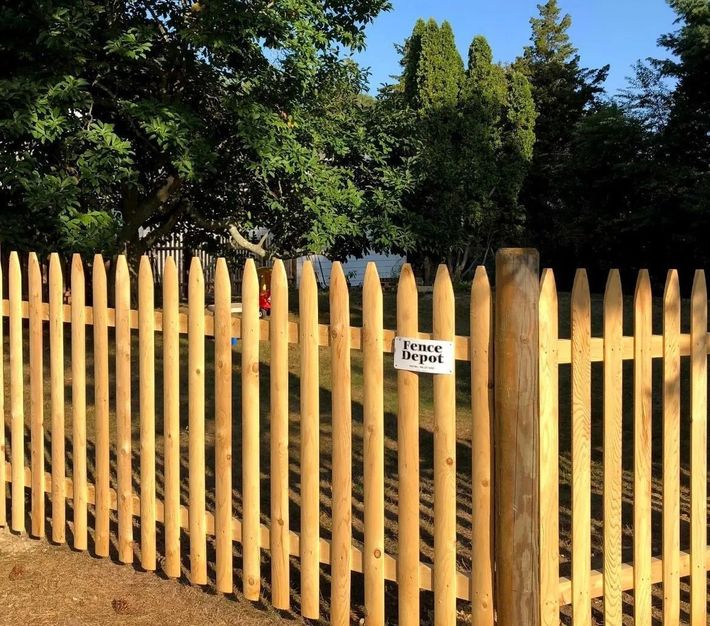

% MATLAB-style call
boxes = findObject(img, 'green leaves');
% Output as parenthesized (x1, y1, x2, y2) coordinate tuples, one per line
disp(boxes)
(382, 22, 535, 277)
(105, 28, 154, 60)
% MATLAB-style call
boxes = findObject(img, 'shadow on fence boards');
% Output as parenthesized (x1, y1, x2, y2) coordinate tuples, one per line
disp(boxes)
(0, 248, 709, 625)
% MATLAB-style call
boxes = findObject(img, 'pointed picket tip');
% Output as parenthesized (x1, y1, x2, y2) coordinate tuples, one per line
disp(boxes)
(691, 269, 706, 299)
(330, 260, 346, 289)
(634, 269, 651, 296)
(116, 254, 128, 273)
(9, 250, 19, 264)
(433, 264, 454, 339)
(539, 268, 557, 300)
(364, 261, 380, 282)
(272, 258, 287, 287)
(397, 263, 416, 297)
(242, 258, 258, 296)
(434, 263, 452, 285)
(663, 269, 680, 305)
(28, 251, 39, 268)
(71, 253, 84, 276)
(49, 253, 63, 308)
(363, 262, 382, 298)
(215, 256, 229, 278)
(93, 253, 105, 269)
(214, 258, 231, 309)
(300, 259, 317, 291)
(163, 254, 176, 273)
(473, 265, 489, 288)
(139, 255, 153, 279)
(571, 268, 590, 300)
(605, 269, 622, 301)
(189, 254, 203, 274)
(49, 252, 61, 273)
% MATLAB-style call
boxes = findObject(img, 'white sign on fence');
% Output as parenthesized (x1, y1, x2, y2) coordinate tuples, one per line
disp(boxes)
(393, 336, 455, 375)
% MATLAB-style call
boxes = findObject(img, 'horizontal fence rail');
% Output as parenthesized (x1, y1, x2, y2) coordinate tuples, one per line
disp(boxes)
(0, 249, 709, 625)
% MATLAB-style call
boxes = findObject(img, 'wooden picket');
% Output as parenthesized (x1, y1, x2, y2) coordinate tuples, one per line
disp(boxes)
(162, 256, 181, 578)
(396, 263, 420, 626)
(0, 260, 4, 528)
(241, 258, 261, 601)
(538, 269, 559, 626)
(8, 251, 23, 533)
(92, 254, 110, 557)
(689, 271, 707, 626)
(662, 270, 680, 625)
(634, 271, 653, 626)
(71, 254, 88, 551)
(571, 269, 591, 626)
(270, 259, 290, 609)
(299, 260, 320, 620)
(363, 262, 385, 625)
(49, 253, 65, 543)
(115, 255, 133, 564)
(214, 257, 233, 594)
(28, 252, 44, 538)
(1, 250, 709, 626)
(603, 270, 623, 625)
(188, 257, 207, 584)
(330, 261, 352, 626)
(433, 264, 456, 626)
(139, 256, 157, 571)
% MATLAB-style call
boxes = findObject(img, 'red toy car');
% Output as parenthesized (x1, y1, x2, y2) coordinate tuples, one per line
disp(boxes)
(257, 267, 272, 318)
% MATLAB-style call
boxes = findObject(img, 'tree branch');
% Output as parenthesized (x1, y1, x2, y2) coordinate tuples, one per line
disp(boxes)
(227, 224, 269, 258)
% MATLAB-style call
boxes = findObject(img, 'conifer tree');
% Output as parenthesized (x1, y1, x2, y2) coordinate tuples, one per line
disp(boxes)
(513, 0, 608, 262)
(386, 22, 536, 279)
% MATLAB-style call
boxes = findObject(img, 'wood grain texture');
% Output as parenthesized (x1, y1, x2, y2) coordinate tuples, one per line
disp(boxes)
(396, 263, 420, 626)
(48, 254, 66, 543)
(539, 269, 559, 626)
(299, 260, 320, 619)
(214, 258, 233, 594)
(363, 263, 385, 625)
(115, 255, 133, 564)
(92, 254, 110, 556)
(270, 259, 290, 609)
(433, 264, 456, 626)
(494, 249, 540, 626)
(603, 270, 623, 625)
(241, 258, 261, 600)
(329, 262, 352, 626)
(633, 270, 653, 626)
(662, 270, 680, 625)
(0, 261, 4, 527)
(188, 256, 207, 584)
(29, 253, 44, 538)
(139, 256, 156, 571)
(162, 257, 181, 578)
(571, 269, 591, 626)
(8, 252, 24, 532)
(71, 255, 88, 550)
(689, 270, 707, 626)
(470, 266, 495, 625)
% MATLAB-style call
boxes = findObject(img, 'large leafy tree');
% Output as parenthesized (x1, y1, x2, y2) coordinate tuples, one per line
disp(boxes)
(379, 20, 535, 280)
(0, 0, 391, 261)
(513, 0, 608, 264)
(655, 0, 710, 265)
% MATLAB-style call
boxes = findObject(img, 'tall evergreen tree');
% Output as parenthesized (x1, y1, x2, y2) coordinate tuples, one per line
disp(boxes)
(514, 0, 608, 265)
(383, 22, 535, 279)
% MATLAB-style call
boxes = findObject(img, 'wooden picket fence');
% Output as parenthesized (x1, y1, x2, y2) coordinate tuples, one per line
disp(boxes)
(0, 248, 708, 625)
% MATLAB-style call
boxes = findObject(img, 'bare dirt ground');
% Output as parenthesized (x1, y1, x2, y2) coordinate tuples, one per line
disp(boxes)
(0, 528, 283, 626)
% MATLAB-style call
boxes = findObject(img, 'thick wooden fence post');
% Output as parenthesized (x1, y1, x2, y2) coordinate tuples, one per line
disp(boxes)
(494, 248, 540, 626)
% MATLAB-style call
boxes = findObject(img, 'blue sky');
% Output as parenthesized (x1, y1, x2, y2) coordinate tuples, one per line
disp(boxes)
(356, 0, 678, 96)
